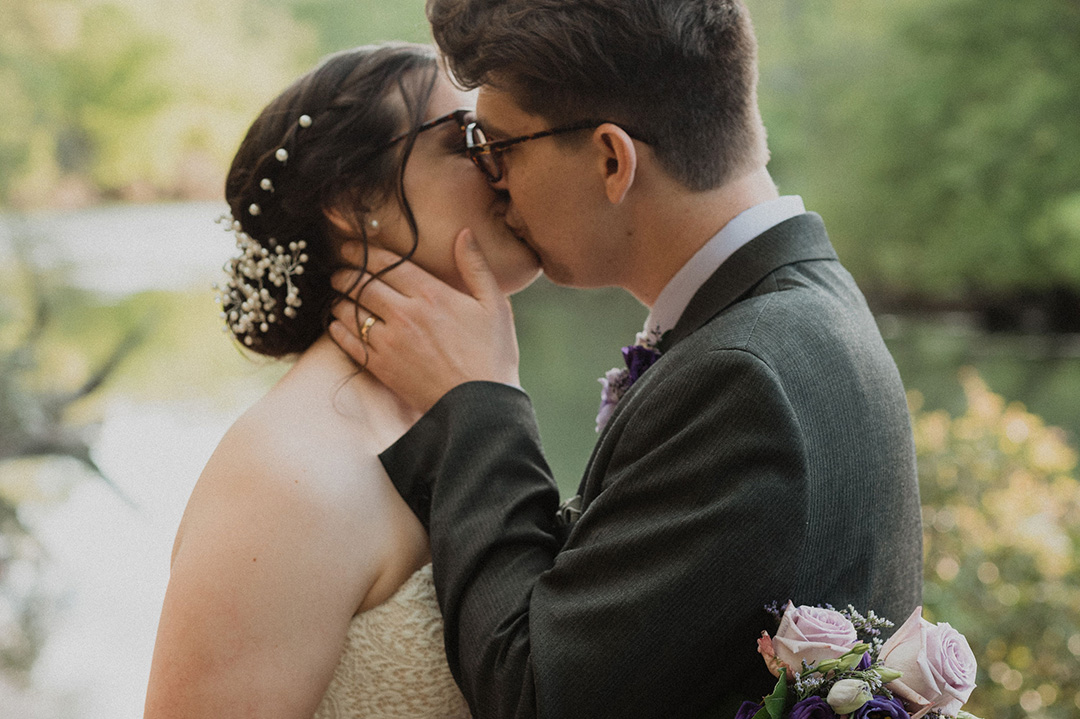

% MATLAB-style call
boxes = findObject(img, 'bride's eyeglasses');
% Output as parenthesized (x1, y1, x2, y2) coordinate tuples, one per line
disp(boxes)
(383, 109, 472, 148)
(464, 119, 652, 183)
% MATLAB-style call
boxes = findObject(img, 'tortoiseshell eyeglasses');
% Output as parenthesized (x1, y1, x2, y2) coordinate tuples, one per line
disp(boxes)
(464, 119, 652, 183)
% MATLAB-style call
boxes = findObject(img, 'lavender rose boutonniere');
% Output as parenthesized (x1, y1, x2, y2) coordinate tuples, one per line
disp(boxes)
(596, 333, 663, 432)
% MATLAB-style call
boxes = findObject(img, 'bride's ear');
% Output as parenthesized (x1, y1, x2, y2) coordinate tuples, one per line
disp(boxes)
(324, 203, 364, 238)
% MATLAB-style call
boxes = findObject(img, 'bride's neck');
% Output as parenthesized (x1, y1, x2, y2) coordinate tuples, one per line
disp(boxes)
(287, 333, 421, 424)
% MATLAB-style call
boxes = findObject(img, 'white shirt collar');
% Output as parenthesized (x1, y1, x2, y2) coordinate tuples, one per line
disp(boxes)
(641, 195, 806, 344)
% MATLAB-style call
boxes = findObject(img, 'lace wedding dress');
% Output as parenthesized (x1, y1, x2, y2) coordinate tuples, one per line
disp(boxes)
(313, 564, 471, 718)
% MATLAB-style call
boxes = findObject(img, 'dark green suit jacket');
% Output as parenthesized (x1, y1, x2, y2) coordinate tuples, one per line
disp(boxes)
(380, 214, 923, 719)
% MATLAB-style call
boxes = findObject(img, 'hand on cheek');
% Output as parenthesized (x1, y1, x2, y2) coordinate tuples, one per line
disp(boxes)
(329, 229, 521, 414)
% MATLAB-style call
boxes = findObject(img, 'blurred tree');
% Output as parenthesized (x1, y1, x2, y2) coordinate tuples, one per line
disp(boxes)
(913, 369, 1080, 718)
(0, 230, 142, 680)
(860, 0, 1080, 302)
(751, 0, 1080, 306)
(0, 0, 316, 208)
(269, 0, 430, 55)
(0, 0, 168, 205)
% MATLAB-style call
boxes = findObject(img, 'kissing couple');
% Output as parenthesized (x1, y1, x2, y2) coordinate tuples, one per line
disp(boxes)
(146, 1, 923, 718)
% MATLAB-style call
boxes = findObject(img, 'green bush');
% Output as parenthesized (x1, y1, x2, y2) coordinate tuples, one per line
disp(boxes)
(913, 369, 1080, 718)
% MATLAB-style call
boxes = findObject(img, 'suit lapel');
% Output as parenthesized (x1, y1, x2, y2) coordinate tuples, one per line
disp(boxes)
(658, 213, 838, 352)
(572, 213, 839, 512)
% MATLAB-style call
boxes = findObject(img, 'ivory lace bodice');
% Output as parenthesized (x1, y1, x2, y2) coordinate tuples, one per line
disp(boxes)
(313, 564, 471, 719)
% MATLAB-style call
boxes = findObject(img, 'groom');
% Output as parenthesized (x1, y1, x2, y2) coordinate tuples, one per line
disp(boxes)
(332, 1, 923, 717)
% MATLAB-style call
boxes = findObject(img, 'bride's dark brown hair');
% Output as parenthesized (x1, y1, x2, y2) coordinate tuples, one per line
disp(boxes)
(223, 43, 439, 357)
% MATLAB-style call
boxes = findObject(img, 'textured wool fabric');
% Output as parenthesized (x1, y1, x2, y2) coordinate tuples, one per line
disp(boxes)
(379, 213, 923, 719)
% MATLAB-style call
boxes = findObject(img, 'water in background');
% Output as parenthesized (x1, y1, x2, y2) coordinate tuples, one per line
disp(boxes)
(3, 202, 1080, 716)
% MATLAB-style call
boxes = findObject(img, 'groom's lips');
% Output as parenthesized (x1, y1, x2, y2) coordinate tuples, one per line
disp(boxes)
(504, 219, 530, 245)
(507, 224, 541, 262)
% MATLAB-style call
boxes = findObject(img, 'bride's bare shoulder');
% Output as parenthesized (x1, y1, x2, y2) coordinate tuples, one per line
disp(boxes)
(172, 370, 416, 581)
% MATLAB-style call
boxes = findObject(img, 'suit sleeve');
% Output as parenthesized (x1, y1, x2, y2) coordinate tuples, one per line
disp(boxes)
(379, 350, 810, 719)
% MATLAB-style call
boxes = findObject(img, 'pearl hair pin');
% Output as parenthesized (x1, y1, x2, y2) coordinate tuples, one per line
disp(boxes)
(215, 213, 309, 346)
(216, 109, 318, 345)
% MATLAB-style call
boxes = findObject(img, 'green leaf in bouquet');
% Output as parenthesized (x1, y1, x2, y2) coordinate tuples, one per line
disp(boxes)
(751, 670, 789, 719)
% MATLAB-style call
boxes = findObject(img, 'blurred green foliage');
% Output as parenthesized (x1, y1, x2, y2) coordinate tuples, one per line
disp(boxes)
(0, 232, 143, 679)
(2, 0, 1079, 705)
(914, 370, 1080, 718)
(2, 0, 1078, 304)
(0, 0, 426, 207)
(751, 0, 1080, 300)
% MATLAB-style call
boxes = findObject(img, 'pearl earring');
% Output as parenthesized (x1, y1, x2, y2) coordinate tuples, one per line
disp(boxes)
(368, 219, 380, 232)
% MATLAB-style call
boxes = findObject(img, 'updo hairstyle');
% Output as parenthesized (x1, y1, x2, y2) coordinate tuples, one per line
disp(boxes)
(222, 43, 439, 357)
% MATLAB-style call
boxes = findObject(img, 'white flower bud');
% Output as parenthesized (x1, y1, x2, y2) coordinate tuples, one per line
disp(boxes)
(827, 679, 872, 714)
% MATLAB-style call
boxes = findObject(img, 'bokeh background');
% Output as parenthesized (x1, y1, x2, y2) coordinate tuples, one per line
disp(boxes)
(1, 0, 1078, 716)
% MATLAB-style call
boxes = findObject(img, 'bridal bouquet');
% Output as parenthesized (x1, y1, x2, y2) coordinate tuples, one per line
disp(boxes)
(735, 602, 980, 719)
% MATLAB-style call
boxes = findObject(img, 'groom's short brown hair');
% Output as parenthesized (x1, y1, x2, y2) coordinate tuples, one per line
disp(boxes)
(427, 0, 768, 191)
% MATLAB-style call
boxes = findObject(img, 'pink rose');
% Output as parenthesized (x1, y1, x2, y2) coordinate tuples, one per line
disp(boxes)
(771, 602, 859, 673)
(878, 606, 977, 718)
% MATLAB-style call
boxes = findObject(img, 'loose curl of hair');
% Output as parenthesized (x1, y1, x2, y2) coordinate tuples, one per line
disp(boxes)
(223, 43, 439, 357)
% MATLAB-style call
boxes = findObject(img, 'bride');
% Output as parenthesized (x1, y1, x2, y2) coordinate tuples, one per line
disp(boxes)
(144, 43, 540, 718)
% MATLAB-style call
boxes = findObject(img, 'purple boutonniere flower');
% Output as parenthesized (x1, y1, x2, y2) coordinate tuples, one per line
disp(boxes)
(595, 332, 663, 433)
(622, 343, 661, 383)
(596, 366, 633, 433)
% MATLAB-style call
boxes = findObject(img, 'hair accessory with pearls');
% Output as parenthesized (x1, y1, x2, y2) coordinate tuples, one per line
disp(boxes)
(214, 213, 309, 346)
(214, 113, 318, 345)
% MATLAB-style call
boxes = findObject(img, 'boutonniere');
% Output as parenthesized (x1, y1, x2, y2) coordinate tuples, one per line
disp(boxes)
(596, 327, 665, 432)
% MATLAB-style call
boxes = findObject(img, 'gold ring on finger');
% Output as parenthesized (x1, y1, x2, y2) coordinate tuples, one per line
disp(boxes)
(360, 315, 377, 344)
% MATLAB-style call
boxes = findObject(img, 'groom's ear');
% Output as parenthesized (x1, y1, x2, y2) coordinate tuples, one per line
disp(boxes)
(592, 124, 637, 205)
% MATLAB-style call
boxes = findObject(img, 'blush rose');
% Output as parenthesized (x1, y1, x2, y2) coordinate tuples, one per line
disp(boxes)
(771, 602, 859, 674)
(878, 606, 977, 717)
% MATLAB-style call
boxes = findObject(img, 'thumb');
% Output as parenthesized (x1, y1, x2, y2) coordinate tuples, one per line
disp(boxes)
(454, 228, 501, 301)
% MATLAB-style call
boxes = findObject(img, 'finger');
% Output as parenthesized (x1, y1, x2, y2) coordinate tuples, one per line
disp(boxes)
(331, 267, 366, 300)
(339, 242, 403, 273)
(329, 320, 371, 368)
(339, 241, 414, 278)
(362, 254, 449, 299)
(454, 228, 502, 302)
(330, 299, 377, 333)
(351, 274, 410, 320)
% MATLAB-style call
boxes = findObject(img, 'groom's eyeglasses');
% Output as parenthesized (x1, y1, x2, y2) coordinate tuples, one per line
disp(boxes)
(464, 119, 652, 183)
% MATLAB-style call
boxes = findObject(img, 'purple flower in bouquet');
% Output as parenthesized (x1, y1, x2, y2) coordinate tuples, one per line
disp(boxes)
(733, 700, 762, 719)
(789, 696, 839, 719)
(852, 695, 910, 719)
